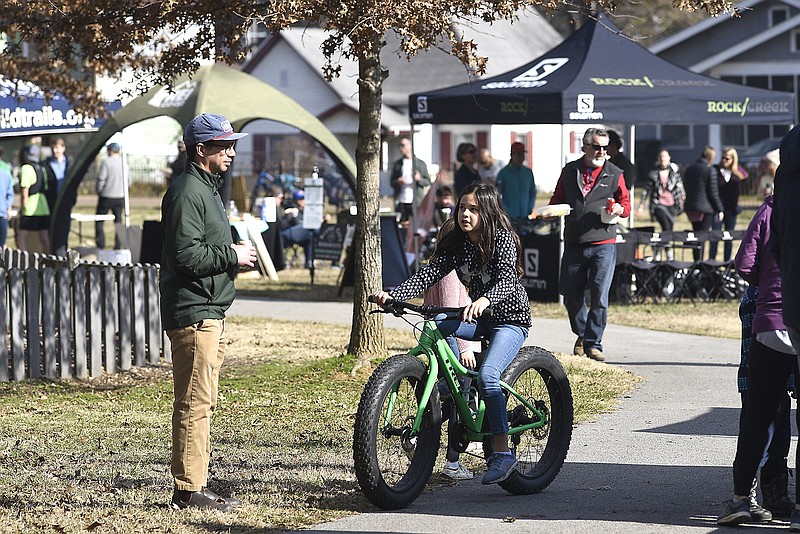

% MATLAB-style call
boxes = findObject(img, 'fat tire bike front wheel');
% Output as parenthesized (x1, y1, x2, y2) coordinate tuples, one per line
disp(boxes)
(353, 354, 441, 509)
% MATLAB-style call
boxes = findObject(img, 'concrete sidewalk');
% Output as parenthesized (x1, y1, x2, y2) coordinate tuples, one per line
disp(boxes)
(229, 297, 791, 533)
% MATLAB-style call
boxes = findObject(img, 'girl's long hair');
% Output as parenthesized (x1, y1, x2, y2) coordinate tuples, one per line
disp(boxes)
(433, 182, 523, 278)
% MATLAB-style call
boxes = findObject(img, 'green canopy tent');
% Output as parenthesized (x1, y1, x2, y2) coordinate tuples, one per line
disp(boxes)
(51, 63, 357, 255)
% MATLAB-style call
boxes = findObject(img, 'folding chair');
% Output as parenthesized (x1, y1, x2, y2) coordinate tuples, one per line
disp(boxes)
(626, 259, 666, 304)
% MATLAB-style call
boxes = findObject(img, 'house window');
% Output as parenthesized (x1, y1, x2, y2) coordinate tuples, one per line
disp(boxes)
(721, 125, 745, 147)
(744, 75, 769, 89)
(246, 22, 269, 48)
(791, 29, 800, 53)
(657, 125, 692, 149)
(770, 7, 789, 27)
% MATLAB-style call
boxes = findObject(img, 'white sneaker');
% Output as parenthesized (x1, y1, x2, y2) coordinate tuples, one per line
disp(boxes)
(442, 463, 474, 480)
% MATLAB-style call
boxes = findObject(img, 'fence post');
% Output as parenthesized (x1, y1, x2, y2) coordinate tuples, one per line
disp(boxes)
(87, 266, 103, 377)
(8, 269, 24, 381)
(72, 267, 87, 379)
(102, 266, 117, 374)
(145, 265, 161, 364)
(24, 268, 41, 379)
(117, 266, 132, 371)
(0, 267, 7, 382)
(41, 267, 57, 379)
(132, 265, 146, 367)
(56, 267, 72, 379)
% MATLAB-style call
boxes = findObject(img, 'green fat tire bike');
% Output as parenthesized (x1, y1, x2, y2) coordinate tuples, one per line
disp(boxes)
(353, 298, 573, 510)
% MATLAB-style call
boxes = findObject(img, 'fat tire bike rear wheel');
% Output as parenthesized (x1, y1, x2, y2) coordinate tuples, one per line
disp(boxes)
(353, 354, 441, 509)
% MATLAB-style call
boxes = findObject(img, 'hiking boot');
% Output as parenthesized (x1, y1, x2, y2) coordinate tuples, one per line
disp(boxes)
(790, 508, 800, 532)
(442, 463, 474, 480)
(482, 452, 517, 485)
(171, 488, 235, 512)
(762, 470, 795, 518)
(587, 348, 605, 362)
(717, 498, 751, 526)
(573, 336, 584, 356)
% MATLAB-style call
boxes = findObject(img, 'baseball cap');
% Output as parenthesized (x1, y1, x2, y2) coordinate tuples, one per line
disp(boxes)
(183, 113, 249, 145)
(511, 142, 526, 155)
(293, 190, 305, 200)
(107, 142, 121, 152)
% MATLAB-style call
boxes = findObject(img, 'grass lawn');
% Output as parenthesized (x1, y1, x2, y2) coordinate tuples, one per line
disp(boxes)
(0, 193, 749, 531)
(0, 314, 641, 533)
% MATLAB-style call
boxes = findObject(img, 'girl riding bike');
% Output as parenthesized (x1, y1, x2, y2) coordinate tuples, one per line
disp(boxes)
(372, 182, 531, 485)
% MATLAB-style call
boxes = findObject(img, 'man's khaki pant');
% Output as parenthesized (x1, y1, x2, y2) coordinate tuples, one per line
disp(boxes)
(168, 318, 225, 492)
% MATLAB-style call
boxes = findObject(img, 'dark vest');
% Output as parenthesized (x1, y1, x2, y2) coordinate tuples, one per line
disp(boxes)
(561, 159, 622, 244)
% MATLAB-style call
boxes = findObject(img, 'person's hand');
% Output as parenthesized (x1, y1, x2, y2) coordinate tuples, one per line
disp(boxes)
(610, 202, 625, 216)
(717, 211, 724, 222)
(232, 241, 257, 267)
(285, 207, 299, 217)
(371, 291, 392, 305)
(461, 350, 476, 370)
(637, 204, 645, 214)
(414, 170, 421, 182)
(463, 296, 490, 322)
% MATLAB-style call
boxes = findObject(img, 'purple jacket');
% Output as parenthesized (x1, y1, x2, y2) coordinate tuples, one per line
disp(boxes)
(734, 195, 785, 333)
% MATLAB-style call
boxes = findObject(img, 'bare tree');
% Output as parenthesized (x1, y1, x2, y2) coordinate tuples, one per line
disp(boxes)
(1, 0, 734, 370)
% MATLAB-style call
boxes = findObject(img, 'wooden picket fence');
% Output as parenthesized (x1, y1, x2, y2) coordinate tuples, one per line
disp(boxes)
(0, 248, 169, 382)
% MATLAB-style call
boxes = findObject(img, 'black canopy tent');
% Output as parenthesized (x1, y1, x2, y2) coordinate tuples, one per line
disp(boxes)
(409, 13, 795, 126)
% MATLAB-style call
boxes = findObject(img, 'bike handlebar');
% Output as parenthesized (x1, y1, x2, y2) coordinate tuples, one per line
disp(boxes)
(368, 295, 492, 319)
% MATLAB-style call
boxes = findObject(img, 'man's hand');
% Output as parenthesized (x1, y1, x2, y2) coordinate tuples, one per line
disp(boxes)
(232, 242, 257, 267)
(717, 211, 724, 222)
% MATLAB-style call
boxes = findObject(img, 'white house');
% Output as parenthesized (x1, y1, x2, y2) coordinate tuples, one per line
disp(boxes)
(238, 10, 563, 191)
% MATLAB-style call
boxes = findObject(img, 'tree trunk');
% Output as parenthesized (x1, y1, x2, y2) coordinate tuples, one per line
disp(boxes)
(349, 41, 387, 373)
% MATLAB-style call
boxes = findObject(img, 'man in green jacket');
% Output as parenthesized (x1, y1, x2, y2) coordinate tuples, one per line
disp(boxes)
(161, 113, 256, 511)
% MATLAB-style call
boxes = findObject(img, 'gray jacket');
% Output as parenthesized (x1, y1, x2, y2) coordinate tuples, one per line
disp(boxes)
(96, 155, 125, 198)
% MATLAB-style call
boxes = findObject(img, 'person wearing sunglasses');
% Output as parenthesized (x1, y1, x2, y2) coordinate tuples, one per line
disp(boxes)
(454, 142, 480, 197)
(161, 113, 257, 512)
(547, 127, 630, 363)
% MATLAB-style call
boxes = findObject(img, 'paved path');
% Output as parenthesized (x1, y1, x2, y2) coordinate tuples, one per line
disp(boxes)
(230, 297, 792, 533)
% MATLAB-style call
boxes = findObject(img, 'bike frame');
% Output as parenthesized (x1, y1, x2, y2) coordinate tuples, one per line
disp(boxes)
(389, 316, 549, 442)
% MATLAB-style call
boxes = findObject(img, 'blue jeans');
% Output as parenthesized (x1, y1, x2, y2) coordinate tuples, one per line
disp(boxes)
(559, 242, 616, 353)
(435, 315, 529, 436)
(709, 210, 738, 261)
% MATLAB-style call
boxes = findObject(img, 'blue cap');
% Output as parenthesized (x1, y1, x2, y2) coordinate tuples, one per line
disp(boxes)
(107, 142, 120, 152)
(184, 113, 249, 145)
(293, 190, 305, 200)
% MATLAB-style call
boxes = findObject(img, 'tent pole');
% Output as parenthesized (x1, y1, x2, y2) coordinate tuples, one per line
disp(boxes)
(558, 123, 564, 308)
(628, 123, 635, 229)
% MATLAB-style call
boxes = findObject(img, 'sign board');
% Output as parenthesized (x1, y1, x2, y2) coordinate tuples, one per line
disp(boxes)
(520, 233, 560, 302)
(313, 222, 349, 262)
(303, 174, 325, 231)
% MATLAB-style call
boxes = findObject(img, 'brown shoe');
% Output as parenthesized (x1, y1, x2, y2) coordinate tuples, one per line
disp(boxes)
(171, 488, 235, 511)
(587, 348, 605, 362)
(205, 488, 242, 507)
(573, 336, 584, 357)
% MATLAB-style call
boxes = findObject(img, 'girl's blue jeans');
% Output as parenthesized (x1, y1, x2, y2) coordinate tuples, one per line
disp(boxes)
(435, 314, 529, 435)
